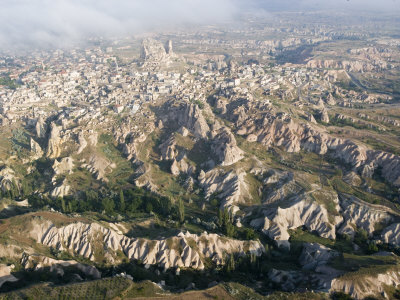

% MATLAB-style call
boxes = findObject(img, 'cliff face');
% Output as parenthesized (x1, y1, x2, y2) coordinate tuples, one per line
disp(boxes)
(29, 218, 264, 270)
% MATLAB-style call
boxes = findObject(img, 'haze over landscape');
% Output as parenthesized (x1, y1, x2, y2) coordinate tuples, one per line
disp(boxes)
(1, 0, 399, 49)
(0, 1, 400, 299)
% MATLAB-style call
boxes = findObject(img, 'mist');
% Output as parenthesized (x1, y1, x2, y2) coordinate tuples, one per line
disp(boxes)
(0, 0, 398, 51)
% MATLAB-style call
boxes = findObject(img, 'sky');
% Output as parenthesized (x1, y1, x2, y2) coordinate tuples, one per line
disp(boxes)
(0, 0, 398, 51)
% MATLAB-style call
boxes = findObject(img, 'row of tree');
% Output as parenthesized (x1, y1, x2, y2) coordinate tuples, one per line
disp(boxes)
(28, 187, 185, 223)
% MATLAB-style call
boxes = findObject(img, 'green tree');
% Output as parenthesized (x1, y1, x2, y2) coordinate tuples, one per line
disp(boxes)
(354, 229, 368, 246)
(61, 197, 67, 213)
(226, 254, 235, 273)
(244, 227, 256, 240)
(218, 209, 224, 227)
(119, 190, 125, 212)
(177, 198, 185, 223)
(367, 242, 378, 254)
(219, 208, 236, 237)
(102, 197, 115, 215)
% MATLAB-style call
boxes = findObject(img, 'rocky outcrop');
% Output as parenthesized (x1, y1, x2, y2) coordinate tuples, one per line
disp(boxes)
(76, 131, 88, 154)
(299, 243, 339, 271)
(343, 171, 362, 186)
(381, 223, 400, 246)
(330, 269, 400, 300)
(337, 195, 393, 237)
(230, 100, 400, 187)
(252, 197, 338, 249)
(0, 167, 19, 193)
(35, 116, 47, 139)
(320, 109, 330, 123)
(82, 154, 116, 182)
(158, 136, 195, 176)
(170, 155, 195, 176)
(50, 179, 70, 198)
(262, 171, 301, 204)
(307, 59, 387, 72)
(30, 137, 43, 159)
(211, 127, 244, 166)
(46, 122, 62, 158)
(268, 269, 304, 292)
(21, 253, 101, 279)
(198, 168, 249, 213)
(307, 113, 317, 124)
(29, 218, 264, 271)
(173, 102, 210, 139)
(0, 264, 18, 288)
(140, 38, 172, 67)
(52, 157, 74, 176)
(165, 40, 174, 56)
(159, 136, 177, 161)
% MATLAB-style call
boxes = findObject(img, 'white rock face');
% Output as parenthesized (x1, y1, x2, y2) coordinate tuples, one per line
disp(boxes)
(140, 38, 172, 67)
(50, 179, 70, 198)
(320, 109, 330, 123)
(307, 59, 387, 72)
(35, 116, 47, 139)
(21, 253, 101, 279)
(330, 269, 400, 300)
(0, 167, 19, 193)
(262, 171, 301, 205)
(0, 264, 18, 288)
(30, 138, 43, 159)
(81, 154, 115, 182)
(53, 157, 74, 176)
(232, 104, 400, 187)
(46, 122, 62, 158)
(76, 131, 88, 154)
(343, 171, 362, 186)
(255, 198, 337, 249)
(29, 219, 264, 271)
(307, 113, 317, 124)
(381, 223, 400, 246)
(211, 127, 244, 166)
(170, 155, 195, 176)
(299, 243, 339, 270)
(337, 195, 393, 237)
(199, 168, 249, 213)
(159, 136, 177, 161)
(174, 103, 210, 139)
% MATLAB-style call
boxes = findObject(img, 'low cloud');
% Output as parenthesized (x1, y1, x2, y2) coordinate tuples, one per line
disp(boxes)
(0, 0, 398, 51)
(0, 0, 238, 50)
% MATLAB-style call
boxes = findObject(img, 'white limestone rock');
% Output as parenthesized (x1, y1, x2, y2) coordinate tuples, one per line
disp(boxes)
(50, 179, 71, 198)
(46, 122, 62, 159)
(338, 195, 393, 238)
(28, 218, 264, 271)
(256, 197, 337, 249)
(0, 264, 18, 288)
(199, 168, 249, 213)
(299, 243, 339, 270)
(30, 138, 43, 159)
(211, 127, 244, 166)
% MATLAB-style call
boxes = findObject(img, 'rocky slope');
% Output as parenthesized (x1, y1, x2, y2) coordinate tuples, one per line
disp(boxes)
(29, 217, 264, 271)
(226, 98, 400, 187)
(251, 196, 339, 249)
(198, 168, 249, 213)
(330, 268, 400, 299)
(337, 194, 394, 237)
